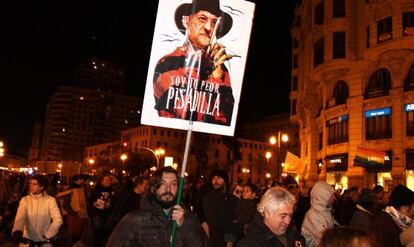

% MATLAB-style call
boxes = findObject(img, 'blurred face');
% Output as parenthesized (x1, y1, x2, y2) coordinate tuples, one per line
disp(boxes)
(100, 176, 112, 188)
(242, 186, 255, 200)
(212, 176, 225, 190)
(29, 179, 43, 195)
(155, 172, 178, 209)
(183, 11, 219, 50)
(136, 179, 149, 194)
(264, 202, 294, 236)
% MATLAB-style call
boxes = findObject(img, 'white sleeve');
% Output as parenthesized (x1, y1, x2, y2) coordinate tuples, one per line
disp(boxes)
(12, 197, 28, 233)
(44, 197, 63, 239)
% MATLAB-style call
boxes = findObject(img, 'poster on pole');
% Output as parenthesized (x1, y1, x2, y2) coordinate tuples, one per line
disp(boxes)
(141, 0, 255, 136)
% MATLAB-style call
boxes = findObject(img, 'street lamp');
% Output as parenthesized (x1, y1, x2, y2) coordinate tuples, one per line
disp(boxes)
(120, 154, 128, 166)
(88, 158, 95, 166)
(269, 131, 289, 181)
(265, 151, 272, 165)
(154, 148, 165, 168)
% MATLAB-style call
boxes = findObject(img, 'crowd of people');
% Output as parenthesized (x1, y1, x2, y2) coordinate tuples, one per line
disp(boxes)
(1, 168, 414, 247)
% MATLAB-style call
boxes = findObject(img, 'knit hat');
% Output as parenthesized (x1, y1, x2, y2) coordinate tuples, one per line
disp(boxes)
(389, 185, 414, 208)
(210, 169, 229, 184)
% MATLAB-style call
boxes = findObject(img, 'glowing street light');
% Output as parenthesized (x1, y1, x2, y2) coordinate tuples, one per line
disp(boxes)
(265, 151, 272, 163)
(154, 148, 165, 168)
(120, 154, 128, 166)
(88, 158, 95, 165)
(269, 131, 289, 180)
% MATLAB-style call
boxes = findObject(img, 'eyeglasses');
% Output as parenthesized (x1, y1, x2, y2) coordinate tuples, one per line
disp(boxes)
(194, 14, 218, 27)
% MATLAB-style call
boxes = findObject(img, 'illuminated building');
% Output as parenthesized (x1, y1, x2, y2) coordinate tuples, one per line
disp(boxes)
(291, 0, 414, 190)
(39, 85, 142, 162)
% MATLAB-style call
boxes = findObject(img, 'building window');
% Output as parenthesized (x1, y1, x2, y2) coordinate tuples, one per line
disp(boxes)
(406, 150, 414, 170)
(365, 68, 391, 98)
(292, 54, 298, 69)
(327, 115, 348, 145)
(318, 129, 323, 150)
(407, 111, 414, 136)
(333, 80, 349, 105)
(292, 76, 298, 91)
(214, 149, 219, 158)
(366, 26, 370, 48)
(293, 38, 299, 49)
(314, 38, 324, 67)
(405, 64, 414, 91)
(333, 0, 345, 18)
(377, 17, 392, 43)
(403, 12, 414, 36)
(291, 99, 297, 115)
(314, 1, 324, 25)
(365, 108, 392, 140)
(333, 32, 346, 58)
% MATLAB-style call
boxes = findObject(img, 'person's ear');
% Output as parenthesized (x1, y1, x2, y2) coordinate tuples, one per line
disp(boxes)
(182, 16, 189, 29)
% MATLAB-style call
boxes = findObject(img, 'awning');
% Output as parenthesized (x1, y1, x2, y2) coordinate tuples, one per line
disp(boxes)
(283, 151, 305, 174)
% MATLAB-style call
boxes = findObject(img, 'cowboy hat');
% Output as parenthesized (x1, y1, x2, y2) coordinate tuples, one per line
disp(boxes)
(174, 0, 233, 39)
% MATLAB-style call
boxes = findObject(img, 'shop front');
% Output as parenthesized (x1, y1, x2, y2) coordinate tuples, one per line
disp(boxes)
(406, 149, 414, 191)
(324, 154, 348, 191)
(354, 147, 392, 191)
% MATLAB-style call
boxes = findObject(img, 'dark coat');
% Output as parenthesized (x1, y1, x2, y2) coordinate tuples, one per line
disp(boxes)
(371, 211, 403, 247)
(237, 213, 306, 247)
(106, 194, 209, 247)
(349, 206, 373, 230)
(235, 198, 257, 225)
(337, 197, 357, 226)
(202, 189, 243, 247)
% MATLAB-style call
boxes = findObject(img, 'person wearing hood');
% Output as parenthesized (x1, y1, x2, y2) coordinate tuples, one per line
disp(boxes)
(301, 181, 336, 247)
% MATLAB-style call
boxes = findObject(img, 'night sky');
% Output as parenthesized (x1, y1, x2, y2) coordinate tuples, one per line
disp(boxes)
(0, 0, 297, 155)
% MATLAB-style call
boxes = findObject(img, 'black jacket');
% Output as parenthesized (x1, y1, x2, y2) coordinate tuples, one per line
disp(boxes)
(371, 211, 403, 247)
(203, 189, 244, 247)
(106, 194, 209, 247)
(237, 213, 306, 247)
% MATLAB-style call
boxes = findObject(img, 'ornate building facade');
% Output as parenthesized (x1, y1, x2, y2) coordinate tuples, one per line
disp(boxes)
(291, 0, 414, 191)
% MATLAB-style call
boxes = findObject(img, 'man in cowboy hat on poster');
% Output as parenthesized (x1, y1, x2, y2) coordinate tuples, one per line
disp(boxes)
(152, 0, 235, 126)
